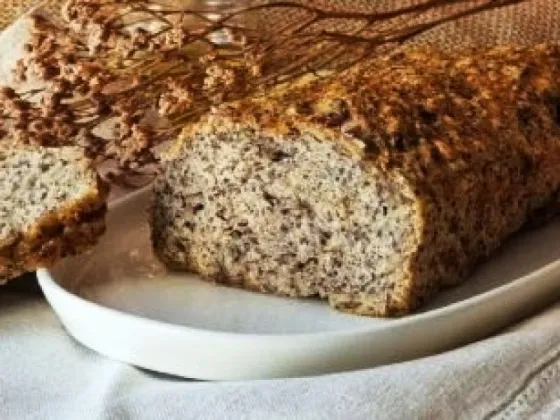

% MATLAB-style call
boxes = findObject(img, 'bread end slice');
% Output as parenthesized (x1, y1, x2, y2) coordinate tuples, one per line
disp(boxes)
(0, 147, 109, 282)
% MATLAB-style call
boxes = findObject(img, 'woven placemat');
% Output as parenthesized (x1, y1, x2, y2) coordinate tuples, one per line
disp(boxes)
(2, 0, 559, 48)
(1, 1, 57, 28)
(268, 0, 560, 49)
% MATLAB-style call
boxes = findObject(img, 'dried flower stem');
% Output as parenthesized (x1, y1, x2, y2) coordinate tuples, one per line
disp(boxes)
(0, 0, 527, 185)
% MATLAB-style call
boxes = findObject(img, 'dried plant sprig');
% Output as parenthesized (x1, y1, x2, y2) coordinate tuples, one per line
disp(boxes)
(1, 0, 527, 183)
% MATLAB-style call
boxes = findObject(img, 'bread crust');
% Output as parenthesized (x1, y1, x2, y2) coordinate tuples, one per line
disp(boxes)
(156, 44, 560, 316)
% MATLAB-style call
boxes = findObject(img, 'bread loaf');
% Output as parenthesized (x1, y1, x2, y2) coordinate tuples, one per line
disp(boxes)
(151, 44, 560, 316)
(0, 146, 108, 282)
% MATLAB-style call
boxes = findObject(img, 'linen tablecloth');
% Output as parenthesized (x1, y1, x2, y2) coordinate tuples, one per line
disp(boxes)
(2, 286, 560, 419)
(2, 1, 560, 419)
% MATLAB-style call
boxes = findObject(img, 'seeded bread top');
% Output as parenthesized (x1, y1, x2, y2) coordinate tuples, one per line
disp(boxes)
(174, 44, 560, 182)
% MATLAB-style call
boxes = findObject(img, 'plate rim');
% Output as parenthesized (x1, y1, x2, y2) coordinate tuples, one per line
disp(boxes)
(37, 186, 560, 340)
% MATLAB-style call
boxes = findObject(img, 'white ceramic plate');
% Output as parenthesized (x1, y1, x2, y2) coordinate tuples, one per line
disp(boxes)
(38, 188, 560, 380)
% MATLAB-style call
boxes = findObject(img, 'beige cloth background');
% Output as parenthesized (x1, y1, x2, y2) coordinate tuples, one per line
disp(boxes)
(1, 1, 560, 419)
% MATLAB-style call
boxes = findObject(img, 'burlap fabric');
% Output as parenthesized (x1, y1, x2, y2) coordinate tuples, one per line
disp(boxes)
(1, 1, 35, 26)
(2, 0, 559, 48)
(1, 1, 57, 28)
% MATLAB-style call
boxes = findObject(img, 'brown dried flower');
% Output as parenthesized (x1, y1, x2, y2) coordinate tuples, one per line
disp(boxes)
(0, 0, 526, 185)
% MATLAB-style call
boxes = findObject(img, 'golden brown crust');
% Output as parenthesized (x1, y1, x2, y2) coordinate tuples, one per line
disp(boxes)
(0, 175, 109, 282)
(167, 44, 560, 316)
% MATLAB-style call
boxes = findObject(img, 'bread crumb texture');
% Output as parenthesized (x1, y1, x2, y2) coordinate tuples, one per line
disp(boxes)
(0, 146, 108, 282)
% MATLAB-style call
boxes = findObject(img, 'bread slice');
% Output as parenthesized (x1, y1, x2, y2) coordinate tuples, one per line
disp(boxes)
(151, 44, 560, 317)
(0, 146, 109, 282)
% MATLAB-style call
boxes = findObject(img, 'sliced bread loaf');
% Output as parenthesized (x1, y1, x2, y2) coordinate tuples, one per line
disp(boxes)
(0, 146, 108, 282)
(151, 44, 560, 317)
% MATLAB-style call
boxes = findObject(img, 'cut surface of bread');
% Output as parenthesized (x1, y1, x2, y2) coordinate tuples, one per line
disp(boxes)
(152, 44, 560, 316)
(0, 146, 108, 282)
(153, 130, 421, 314)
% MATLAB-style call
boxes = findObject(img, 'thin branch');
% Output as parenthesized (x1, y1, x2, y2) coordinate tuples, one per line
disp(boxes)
(1, 0, 529, 175)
